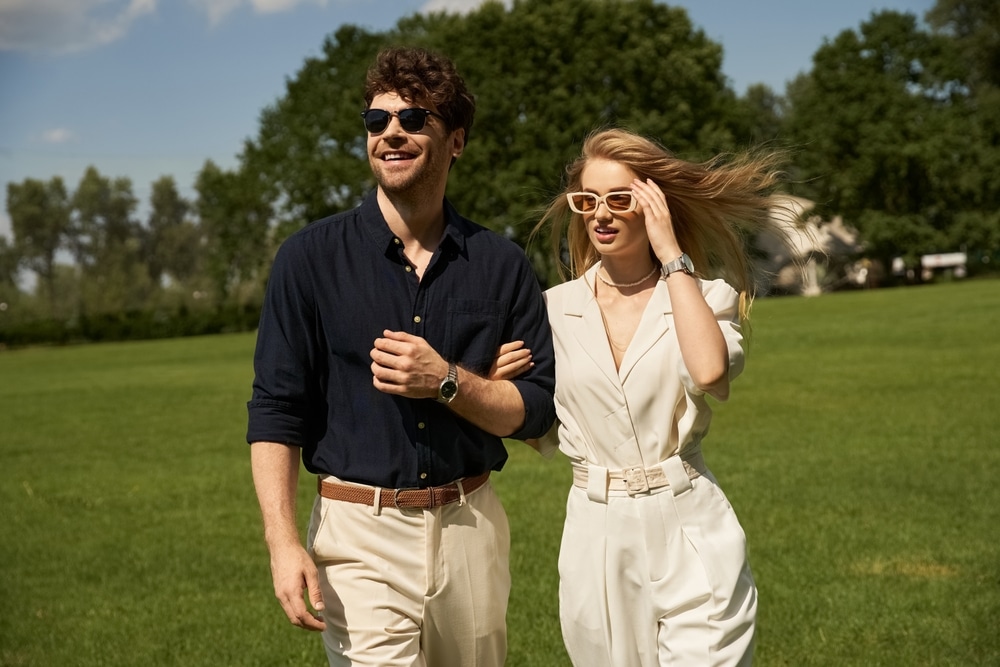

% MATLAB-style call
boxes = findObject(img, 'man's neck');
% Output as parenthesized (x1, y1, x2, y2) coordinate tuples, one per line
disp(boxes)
(377, 187, 447, 263)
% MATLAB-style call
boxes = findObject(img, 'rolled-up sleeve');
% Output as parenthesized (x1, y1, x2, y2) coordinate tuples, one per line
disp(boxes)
(503, 261, 556, 440)
(246, 238, 319, 446)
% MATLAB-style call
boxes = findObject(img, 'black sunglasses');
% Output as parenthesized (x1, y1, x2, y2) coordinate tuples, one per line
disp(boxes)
(361, 107, 445, 134)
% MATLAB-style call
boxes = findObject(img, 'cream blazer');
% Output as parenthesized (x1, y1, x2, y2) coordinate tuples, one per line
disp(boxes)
(544, 263, 745, 470)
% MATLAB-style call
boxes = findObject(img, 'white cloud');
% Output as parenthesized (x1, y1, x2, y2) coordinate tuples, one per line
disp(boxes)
(189, 0, 241, 25)
(189, 0, 329, 26)
(41, 128, 75, 144)
(420, 0, 509, 15)
(0, 0, 156, 54)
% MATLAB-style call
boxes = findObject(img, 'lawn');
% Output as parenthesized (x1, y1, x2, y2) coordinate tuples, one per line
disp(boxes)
(1, 279, 998, 666)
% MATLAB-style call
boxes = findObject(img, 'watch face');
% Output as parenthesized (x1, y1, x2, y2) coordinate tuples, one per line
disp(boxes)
(682, 254, 694, 273)
(439, 380, 458, 401)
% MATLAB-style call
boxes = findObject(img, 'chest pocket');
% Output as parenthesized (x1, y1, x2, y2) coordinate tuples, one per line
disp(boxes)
(444, 298, 506, 374)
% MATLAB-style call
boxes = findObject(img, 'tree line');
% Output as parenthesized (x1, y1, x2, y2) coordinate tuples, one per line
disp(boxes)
(2, 0, 997, 345)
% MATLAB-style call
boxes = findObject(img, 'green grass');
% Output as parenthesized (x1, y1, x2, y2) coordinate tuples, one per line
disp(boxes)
(1, 279, 998, 666)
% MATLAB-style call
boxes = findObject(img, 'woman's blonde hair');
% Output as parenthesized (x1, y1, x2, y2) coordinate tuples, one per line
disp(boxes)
(534, 128, 790, 325)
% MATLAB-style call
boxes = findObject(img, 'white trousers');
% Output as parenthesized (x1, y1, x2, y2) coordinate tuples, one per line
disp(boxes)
(307, 480, 510, 667)
(559, 471, 756, 666)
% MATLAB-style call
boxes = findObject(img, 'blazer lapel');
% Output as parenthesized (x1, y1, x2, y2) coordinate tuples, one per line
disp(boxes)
(563, 266, 621, 388)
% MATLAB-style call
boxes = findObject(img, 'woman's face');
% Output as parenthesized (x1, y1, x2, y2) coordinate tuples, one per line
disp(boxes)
(577, 158, 650, 261)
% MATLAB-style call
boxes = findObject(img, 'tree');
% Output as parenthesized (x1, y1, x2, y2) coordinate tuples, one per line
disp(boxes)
(927, 0, 1000, 88)
(784, 10, 989, 268)
(927, 0, 1000, 269)
(241, 23, 387, 234)
(144, 176, 202, 287)
(239, 0, 754, 284)
(194, 160, 272, 304)
(729, 83, 786, 144)
(68, 166, 151, 314)
(6, 177, 70, 315)
(0, 236, 18, 287)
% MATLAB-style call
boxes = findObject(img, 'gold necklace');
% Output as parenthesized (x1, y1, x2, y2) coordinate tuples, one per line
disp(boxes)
(598, 301, 632, 353)
(597, 265, 658, 288)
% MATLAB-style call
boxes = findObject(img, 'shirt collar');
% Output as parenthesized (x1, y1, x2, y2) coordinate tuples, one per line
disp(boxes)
(359, 189, 468, 258)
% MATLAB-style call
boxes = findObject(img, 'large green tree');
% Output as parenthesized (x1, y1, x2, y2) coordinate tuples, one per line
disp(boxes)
(240, 0, 759, 283)
(784, 9, 993, 268)
(926, 0, 1000, 267)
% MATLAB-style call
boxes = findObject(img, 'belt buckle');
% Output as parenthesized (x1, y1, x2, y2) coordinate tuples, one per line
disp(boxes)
(391, 487, 422, 509)
(623, 466, 649, 495)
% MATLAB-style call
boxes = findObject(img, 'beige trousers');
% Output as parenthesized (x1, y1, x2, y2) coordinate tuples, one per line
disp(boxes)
(559, 469, 756, 666)
(307, 479, 510, 667)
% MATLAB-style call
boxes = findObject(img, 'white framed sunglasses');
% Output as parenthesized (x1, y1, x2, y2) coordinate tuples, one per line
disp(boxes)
(566, 190, 637, 214)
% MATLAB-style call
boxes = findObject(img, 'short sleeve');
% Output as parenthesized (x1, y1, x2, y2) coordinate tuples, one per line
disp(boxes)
(676, 279, 745, 399)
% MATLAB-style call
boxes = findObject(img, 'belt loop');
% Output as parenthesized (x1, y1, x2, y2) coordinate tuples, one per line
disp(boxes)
(372, 487, 382, 515)
(456, 479, 467, 507)
(586, 465, 609, 503)
(661, 457, 692, 496)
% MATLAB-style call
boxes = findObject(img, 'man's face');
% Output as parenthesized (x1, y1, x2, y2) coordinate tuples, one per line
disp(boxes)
(366, 91, 464, 198)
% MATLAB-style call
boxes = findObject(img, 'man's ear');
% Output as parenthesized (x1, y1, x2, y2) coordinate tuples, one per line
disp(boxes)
(450, 128, 466, 159)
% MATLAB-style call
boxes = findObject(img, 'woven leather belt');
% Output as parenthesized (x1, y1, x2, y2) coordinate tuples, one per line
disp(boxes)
(318, 472, 490, 509)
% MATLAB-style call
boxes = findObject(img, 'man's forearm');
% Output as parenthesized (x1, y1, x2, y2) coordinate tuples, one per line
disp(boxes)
(448, 368, 525, 437)
(250, 441, 304, 550)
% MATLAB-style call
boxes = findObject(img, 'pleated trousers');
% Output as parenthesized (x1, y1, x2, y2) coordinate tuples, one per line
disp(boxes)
(307, 479, 510, 667)
(559, 470, 756, 666)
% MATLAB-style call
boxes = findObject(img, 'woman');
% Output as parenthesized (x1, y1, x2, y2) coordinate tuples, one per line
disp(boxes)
(496, 128, 789, 666)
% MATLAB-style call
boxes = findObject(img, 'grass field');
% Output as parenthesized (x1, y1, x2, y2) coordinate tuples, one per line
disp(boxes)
(1, 279, 998, 666)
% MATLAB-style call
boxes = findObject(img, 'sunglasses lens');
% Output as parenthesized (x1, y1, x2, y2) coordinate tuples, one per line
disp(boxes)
(362, 109, 390, 134)
(605, 193, 634, 212)
(362, 108, 432, 134)
(397, 109, 428, 133)
(569, 193, 597, 212)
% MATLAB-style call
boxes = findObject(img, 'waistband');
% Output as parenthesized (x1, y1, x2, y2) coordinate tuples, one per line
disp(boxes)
(318, 472, 490, 514)
(571, 447, 705, 501)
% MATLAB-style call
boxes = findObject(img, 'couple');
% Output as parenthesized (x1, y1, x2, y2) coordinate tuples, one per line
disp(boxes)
(247, 46, 784, 667)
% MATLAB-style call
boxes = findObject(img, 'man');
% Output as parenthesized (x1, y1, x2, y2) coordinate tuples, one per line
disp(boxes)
(246, 46, 556, 667)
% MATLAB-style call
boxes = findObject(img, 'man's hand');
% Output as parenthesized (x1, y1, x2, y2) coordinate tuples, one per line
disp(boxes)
(370, 330, 448, 398)
(269, 543, 326, 632)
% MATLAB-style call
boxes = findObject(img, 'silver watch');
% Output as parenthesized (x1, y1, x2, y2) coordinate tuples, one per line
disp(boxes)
(661, 253, 694, 278)
(437, 363, 458, 404)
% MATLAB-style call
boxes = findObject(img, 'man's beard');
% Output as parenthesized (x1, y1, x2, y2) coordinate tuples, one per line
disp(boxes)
(371, 150, 448, 201)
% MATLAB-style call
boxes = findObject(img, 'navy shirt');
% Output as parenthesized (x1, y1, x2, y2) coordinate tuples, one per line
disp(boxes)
(246, 191, 556, 489)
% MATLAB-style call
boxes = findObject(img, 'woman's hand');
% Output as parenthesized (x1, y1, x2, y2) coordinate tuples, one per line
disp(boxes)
(631, 177, 682, 263)
(489, 340, 533, 381)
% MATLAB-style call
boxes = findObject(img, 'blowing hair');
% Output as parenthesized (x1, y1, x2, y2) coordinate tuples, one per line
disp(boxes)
(535, 128, 790, 325)
(364, 46, 476, 148)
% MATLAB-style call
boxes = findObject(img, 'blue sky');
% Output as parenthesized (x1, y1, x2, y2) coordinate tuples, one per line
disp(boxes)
(0, 0, 935, 241)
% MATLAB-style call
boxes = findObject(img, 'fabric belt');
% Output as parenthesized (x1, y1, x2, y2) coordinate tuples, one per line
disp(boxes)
(572, 448, 705, 500)
(318, 472, 490, 510)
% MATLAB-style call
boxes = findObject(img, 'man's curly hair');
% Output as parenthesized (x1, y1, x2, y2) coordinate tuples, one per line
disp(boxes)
(364, 46, 476, 147)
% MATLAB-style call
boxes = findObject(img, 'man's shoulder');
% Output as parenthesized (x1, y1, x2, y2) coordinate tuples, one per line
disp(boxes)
(457, 217, 528, 258)
(277, 207, 362, 254)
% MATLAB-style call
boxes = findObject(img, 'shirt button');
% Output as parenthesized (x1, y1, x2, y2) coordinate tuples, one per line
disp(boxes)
(419, 472, 428, 480)
(417, 422, 425, 429)
(405, 265, 412, 272)
(394, 238, 401, 245)
(413, 315, 421, 323)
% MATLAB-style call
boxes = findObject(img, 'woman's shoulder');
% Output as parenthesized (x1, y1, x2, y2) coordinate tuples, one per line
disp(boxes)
(544, 274, 589, 300)
(698, 278, 741, 314)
